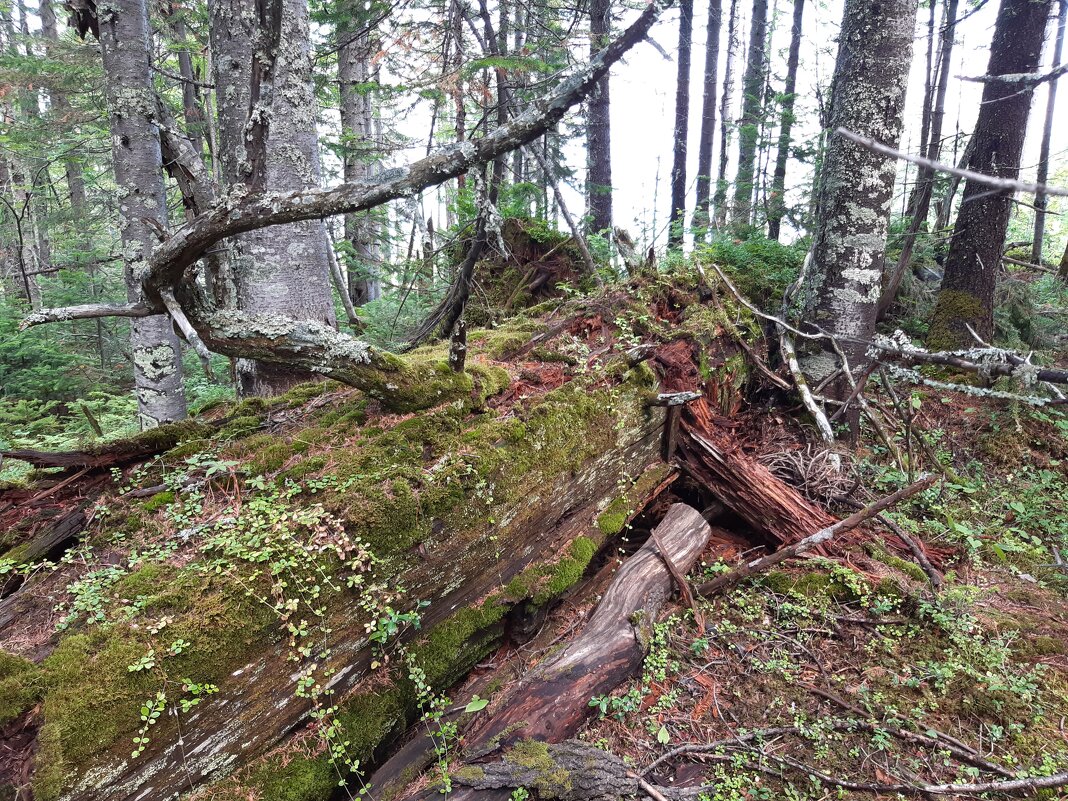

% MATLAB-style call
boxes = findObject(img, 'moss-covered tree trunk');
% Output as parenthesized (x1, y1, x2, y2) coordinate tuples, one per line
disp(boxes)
(927, 0, 1051, 348)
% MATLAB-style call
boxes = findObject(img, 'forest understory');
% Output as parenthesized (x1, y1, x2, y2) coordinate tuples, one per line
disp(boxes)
(3, 0, 1068, 792)
(1, 244, 1067, 800)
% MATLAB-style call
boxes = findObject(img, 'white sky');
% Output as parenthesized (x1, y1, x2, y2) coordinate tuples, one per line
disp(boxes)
(586, 0, 1068, 248)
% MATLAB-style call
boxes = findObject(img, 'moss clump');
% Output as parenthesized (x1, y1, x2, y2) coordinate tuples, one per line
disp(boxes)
(533, 536, 597, 606)
(597, 499, 630, 537)
(450, 765, 486, 783)
(278, 380, 338, 408)
(0, 651, 41, 725)
(140, 491, 175, 513)
(927, 289, 985, 350)
(217, 415, 264, 440)
(410, 599, 510, 689)
(505, 740, 572, 795)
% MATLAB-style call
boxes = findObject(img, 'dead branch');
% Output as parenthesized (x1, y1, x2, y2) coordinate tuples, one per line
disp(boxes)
(21, 0, 671, 405)
(836, 127, 1068, 198)
(20, 302, 152, 328)
(695, 474, 937, 597)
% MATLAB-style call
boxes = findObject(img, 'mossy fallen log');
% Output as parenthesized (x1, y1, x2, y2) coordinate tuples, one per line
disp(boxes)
(0, 276, 832, 801)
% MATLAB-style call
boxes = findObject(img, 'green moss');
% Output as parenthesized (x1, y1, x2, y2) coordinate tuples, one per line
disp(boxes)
(450, 765, 486, 783)
(597, 498, 630, 536)
(533, 536, 597, 606)
(33, 572, 275, 796)
(278, 380, 338, 408)
(927, 289, 985, 350)
(244, 687, 408, 801)
(140, 491, 175, 513)
(868, 543, 929, 583)
(0, 651, 40, 725)
(505, 740, 572, 794)
(410, 598, 509, 689)
(217, 415, 264, 440)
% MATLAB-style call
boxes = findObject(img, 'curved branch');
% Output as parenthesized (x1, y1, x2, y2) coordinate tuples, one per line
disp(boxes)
(142, 0, 669, 294)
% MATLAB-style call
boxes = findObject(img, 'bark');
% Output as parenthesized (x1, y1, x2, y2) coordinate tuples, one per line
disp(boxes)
(797, 0, 917, 392)
(1031, 0, 1066, 265)
(587, 0, 613, 235)
(95, 0, 188, 427)
(338, 7, 382, 306)
(711, 0, 739, 226)
(729, 0, 768, 229)
(39, 0, 87, 216)
(693, 0, 721, 236)
(928, 0, 1051, 348)
(879, 0, 959, 318)
(765, 0, 805, 241)
(209, 0, 337, 397)
(668, 0, 695, 248)
(679, 404, 835, 545)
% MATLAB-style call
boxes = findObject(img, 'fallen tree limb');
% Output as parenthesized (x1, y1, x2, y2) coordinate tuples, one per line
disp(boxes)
(458, 503, 712, 758)
(678, 408, 837, 546)
(695, 474, 937, 597)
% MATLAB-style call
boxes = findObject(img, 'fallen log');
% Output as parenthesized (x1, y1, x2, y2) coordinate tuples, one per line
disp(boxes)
(388, 504, 710, 800)
(0, 419, 214, 470)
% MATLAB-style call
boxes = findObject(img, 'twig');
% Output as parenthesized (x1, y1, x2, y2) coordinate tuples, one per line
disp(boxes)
(836, 127, 1068, 198)
(159, 287, 215, 379)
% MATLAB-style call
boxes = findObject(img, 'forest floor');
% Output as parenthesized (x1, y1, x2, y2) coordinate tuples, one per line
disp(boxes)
(2, 248, 1068, 800)
(432, 392, 1068, 800)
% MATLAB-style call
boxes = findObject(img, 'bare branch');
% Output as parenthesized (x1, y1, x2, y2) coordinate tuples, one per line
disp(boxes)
(20, 302, 153, 330)
(835, 127, 1068, 198)
(960, 61, 1068, 88)
(143, 0, 671, 295)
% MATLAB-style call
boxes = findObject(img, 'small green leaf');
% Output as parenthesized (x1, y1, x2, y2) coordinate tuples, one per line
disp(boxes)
(465, 696, 490, 713)
(657, 725, 670, 744)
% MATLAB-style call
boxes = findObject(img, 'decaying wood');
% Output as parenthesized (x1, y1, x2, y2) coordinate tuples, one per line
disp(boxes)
(397, 503, 713, 801)
(695, 474, 937, 597)
(46, 410, 670, 801)
(678, 415, 836, 546)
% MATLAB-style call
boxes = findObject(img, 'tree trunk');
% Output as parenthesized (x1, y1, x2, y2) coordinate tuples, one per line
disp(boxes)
(1031, 0, 1066, 265)
(209, 0, 337, 397)
(668, 0, 695, 249)
(587, 0, 613, 235)
(729, 0, 768, 230)
(797, 0, 917, 391)
(933, 132, 974, 232)
(879, 0, 959, 318)
(712, 0, 739, 226)
(693, 0, 721, 237)
(39, 0, 87, 217)
(338, 8, 382, 306)
(765, 0, 805, 241)
(96, 0, 188, 427)
(928, 0, 1051, 348)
